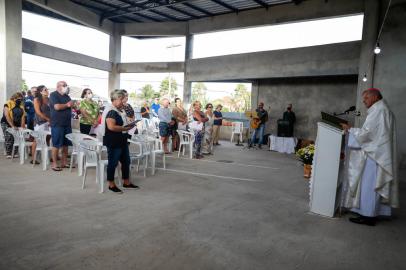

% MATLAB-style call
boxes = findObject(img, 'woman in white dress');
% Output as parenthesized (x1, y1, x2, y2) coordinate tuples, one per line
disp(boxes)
(202, 103, 214, 154)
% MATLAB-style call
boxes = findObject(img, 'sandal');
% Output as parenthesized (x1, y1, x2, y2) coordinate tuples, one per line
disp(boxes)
(62, 165, 74, 168)
(51, 167, 62, 171)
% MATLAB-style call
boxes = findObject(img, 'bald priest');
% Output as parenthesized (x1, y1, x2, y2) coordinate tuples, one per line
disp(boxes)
(341, 88, 399, 226)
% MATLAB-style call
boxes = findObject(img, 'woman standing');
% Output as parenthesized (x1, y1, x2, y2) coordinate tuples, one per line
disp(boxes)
(104, 89, 139, 193)
(31, 85, 51, 164)
(140, 101, 150, 119)
(1, 92, 26, 158)
(79, 88, 99, 135)
(191, 101, 208, 159)
(171, 98, 188, 151)
(202, 103, 214, 155)
(212, 105, 223, 146)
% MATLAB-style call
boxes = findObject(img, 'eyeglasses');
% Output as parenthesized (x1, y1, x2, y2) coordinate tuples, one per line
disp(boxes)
(208, 106, 213, 108)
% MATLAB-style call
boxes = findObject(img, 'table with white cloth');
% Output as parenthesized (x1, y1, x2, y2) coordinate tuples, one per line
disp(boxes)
(268, 135, 297, 154)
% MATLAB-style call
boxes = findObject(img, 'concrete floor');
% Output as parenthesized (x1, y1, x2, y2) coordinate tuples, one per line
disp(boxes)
(0, 141, 405, 270)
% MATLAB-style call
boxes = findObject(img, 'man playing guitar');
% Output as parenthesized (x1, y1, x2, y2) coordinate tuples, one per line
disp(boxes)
(249, 102, 268, 149)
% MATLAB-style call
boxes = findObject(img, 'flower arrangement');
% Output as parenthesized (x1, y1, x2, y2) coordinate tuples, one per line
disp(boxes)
(296, 144, 315, 165)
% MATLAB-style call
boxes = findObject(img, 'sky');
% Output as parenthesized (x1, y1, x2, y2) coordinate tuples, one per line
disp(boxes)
(21, 11, 364, 101)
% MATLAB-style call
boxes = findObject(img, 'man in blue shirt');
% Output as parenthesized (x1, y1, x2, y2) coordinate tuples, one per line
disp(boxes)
(150, 98, 160, 116)
(49, 81, 73, 171)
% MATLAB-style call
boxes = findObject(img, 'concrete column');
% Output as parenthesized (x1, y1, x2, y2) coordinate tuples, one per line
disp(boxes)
(183, 29, 193, 105)
(251, 80, 259, 110)
(355, 0, 380, 126)
(108, 25, 121, 95)
(0, 0, 22, 111)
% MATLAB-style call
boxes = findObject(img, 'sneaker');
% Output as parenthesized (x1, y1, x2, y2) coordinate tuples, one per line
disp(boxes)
(6, 155, 12, 159)
(30, 160, 40, 165)
(123, 183, 140, 189)
(108, 186, 123, 193)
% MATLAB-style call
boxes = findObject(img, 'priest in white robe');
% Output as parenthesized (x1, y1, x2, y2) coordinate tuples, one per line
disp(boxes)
(341, 88, 399, 226)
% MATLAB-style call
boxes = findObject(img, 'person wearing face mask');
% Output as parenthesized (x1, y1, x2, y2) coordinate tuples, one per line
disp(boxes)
(49, 81, 73, 171)
(79, 88, 100, 135)
(282, 103, 296, 137)
(24, 88, 36, 130)
(104, 89, 139, 193)
(30, 85, 51, 164)
(1, 92, 26, 158)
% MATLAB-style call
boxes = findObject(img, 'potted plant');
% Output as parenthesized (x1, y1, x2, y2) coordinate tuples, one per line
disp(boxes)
(296, 144, 315, 178)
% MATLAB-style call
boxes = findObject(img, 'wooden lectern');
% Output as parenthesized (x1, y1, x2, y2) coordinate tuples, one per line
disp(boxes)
(309, 121, 346, 218)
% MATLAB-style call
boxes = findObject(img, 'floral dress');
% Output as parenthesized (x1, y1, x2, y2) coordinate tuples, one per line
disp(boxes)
(202, 112, 214, 154)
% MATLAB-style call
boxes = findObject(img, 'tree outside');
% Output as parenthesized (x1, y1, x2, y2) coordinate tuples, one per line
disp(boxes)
(232, 83, 251, 112)
(191, 82, 208, 106)
(21, 79, 29, 92)
(159, 76, 178, 99)
(138, 84, 156, 101)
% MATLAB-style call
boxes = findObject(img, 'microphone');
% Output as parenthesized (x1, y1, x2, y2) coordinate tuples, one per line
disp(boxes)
(344, 106, 356, 114)
(334, 106, 356, 116)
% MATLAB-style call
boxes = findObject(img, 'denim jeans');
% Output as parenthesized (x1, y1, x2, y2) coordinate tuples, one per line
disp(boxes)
(251, 124, 265, 145)
(107, 145, 130, 182)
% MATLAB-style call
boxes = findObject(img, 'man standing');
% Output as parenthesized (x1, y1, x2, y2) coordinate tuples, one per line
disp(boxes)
(151, 98, 160, 116)
(283, 103, 296, 137)
(250, 102, 268, 149)
(212, 104, 223, 146)
(24, 88, 36, 130)
(341, 88, 398, 226)
(49, 81, 73, 171)
(158, 98, 174, 154)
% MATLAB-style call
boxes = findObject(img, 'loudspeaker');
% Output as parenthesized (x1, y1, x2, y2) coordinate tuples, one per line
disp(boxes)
(277, 119, 292, 137)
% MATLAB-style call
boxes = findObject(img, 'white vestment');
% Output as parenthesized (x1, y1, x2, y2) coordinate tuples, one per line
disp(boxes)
(343, 99, 398, 216)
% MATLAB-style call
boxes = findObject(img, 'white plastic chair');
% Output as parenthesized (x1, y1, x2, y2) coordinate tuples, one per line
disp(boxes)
(79, 140, 108, 193)
(65, 133, 98, 175)
(0, 127, 5, 155)
(128, 135, 151, 177)
(31, 130, 52, 170)
(231, 122, 244, 143)
(177, 130, 195, 159)
(150, 137, 166, 175)
(7, 128, 33, 164)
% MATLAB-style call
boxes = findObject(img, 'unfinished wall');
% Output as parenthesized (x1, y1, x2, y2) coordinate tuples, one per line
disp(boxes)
(372, 0, 406, 167)
(257, 76, 358, 140)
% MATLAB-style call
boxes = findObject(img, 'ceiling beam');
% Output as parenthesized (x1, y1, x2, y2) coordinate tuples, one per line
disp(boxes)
(103, 0, 192, 21)
(25, 0, 113, 34)
(210, 0, 239, 12)
(165, 5, 198, 19)
(252, 0, 269, 9)
(22, 38, 112, 72)
(182, 2, 213, 16)
(148, 9, 182, 21)
(70, 0, 142, 22)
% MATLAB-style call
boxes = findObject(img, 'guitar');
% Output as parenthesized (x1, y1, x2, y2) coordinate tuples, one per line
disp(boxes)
(246, 110, 260, 129)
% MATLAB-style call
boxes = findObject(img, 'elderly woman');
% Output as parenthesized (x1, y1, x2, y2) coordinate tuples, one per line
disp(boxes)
(30, 85, 51, 164)
(202, 103, 214, 155)
(1, 92, 26, 158)
(79, 88, 99, 135)
(172, 98, 188, 151)
(191, 101, 208, 159)
(103, 89, 139, 193)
